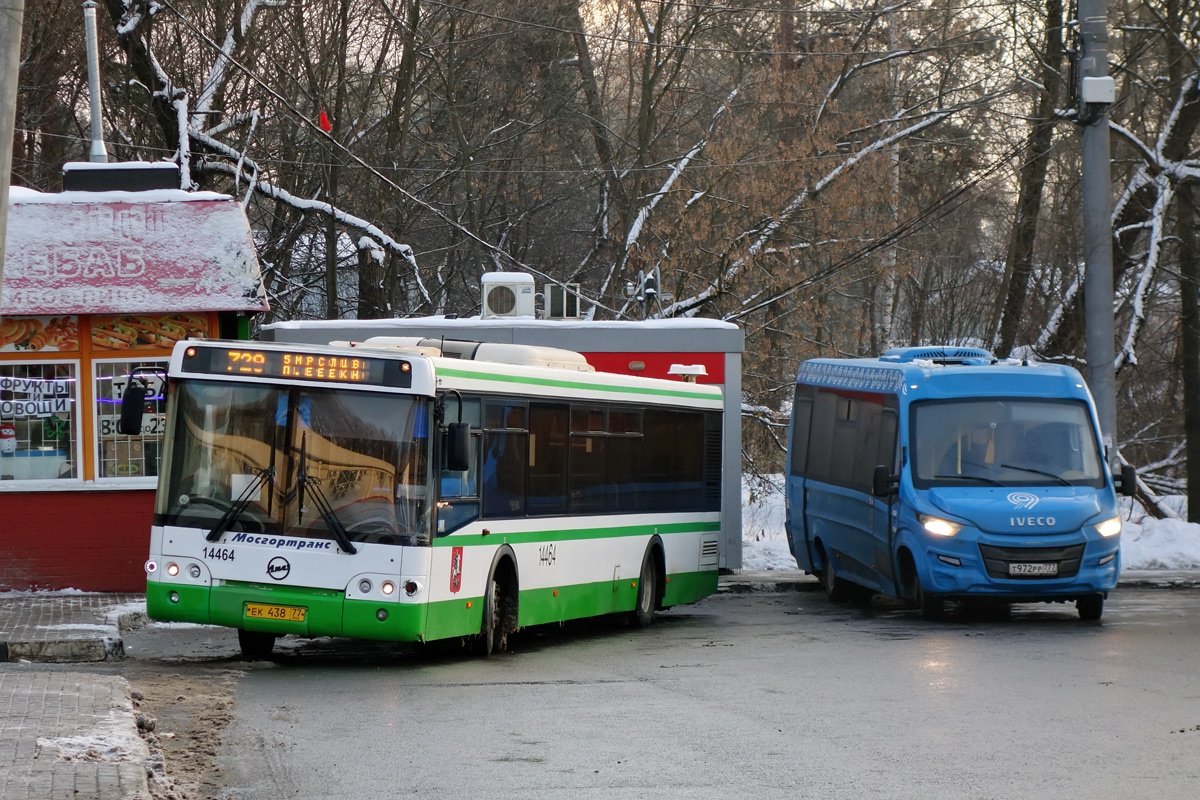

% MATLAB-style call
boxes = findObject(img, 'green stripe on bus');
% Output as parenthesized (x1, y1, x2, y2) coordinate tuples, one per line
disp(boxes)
(431, 520, 721, 547)
(147, 565, 718, 646)
(423, 568, 717, 641)
(437, 366, 719, 402)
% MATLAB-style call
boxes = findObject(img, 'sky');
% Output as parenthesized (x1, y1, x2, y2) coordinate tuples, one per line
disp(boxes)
(740, 475, 1200, 573)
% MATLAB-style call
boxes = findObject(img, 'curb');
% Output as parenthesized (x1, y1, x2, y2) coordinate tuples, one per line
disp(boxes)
(1, 607, 149, 664)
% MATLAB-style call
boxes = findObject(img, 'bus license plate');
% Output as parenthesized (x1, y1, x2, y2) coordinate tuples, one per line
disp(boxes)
(1009, 562, 1058, 577)
(245, 603, 307, 622)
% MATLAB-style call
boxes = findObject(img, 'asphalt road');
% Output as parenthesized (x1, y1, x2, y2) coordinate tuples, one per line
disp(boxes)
(123, 587, 1200, 799)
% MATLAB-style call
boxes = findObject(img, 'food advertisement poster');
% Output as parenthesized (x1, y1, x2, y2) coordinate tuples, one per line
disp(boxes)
(0, 316, 80, 352)
(91, 314, 208, 350)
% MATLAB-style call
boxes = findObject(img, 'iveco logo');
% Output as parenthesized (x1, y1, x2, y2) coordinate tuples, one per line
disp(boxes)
(266, 557, 291, 581)
(1008, 492, 1039, 510)
(1011, 516, 1056, 527)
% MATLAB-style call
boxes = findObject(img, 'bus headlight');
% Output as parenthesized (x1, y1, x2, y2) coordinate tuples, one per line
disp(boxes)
(919, 514, 962, 537)
(1095, 516, 1122, 538)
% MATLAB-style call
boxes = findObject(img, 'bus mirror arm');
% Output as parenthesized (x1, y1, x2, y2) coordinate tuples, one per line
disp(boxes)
(1116, 464, 1137, 497)
(872, 465, 898, 498)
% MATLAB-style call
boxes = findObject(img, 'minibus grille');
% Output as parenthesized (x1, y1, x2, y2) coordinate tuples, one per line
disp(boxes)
(978, 543, 1085, 579)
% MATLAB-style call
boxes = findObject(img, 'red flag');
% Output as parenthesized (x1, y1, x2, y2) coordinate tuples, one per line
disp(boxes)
(318, 110, 332, 133)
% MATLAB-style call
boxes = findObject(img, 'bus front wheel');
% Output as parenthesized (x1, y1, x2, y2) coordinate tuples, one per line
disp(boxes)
(238, 629, 277, 660)
(477, 566, 517, 656)
(1076, 594, 1104, 621)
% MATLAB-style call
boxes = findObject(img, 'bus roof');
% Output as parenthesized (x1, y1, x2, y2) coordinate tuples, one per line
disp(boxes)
(170, 339, 723, 410)
(796, 348, 1091, 403)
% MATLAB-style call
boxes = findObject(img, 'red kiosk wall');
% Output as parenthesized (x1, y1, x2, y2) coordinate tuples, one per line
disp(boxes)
(0, 491, 153, 591)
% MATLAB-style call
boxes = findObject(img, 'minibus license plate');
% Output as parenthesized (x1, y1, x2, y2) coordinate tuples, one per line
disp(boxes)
(245, 603, 306, 622)
(1009, 562, 1057, 577)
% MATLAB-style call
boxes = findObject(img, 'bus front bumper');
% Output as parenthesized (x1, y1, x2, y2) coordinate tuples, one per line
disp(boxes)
(146, 580, 431, 642)
(918, 533, 1120, 599)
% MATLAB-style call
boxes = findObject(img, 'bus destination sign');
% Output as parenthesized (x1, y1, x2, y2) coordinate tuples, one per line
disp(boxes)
(182, 346, 413, 388)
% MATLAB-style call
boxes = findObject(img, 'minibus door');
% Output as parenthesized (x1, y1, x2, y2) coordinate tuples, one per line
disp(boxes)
(870, 407, 900, 594)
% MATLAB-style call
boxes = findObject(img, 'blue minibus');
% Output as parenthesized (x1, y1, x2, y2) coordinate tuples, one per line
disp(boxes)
(784, 346, 1137, 620)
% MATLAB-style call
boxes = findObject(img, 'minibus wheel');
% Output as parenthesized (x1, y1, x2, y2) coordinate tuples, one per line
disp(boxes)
(821, 556, 850, 603)
(910, 577, 943, 620)
(1076, 594, 1104, 621)
(237, 629, 277, 660)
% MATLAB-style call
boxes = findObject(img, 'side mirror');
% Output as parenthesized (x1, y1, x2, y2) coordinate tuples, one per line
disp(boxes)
(445, 422, 471, 473)
(116, 383, 149, 435)
(872, 465, 896, 498)
(1116, 464, 1137, 497)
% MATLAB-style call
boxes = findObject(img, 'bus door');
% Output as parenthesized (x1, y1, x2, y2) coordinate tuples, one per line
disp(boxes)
(785, 390, 814, 571)
(869, 405, 900, 595)
(804, 389, 880, 589)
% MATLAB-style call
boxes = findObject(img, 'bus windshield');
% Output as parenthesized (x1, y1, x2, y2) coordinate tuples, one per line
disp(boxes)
(155, 380, 433, 546)
(911, 398, 1105, 489)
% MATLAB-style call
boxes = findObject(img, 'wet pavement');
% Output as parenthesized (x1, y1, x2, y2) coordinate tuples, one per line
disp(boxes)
(1, 569, 1196, 800)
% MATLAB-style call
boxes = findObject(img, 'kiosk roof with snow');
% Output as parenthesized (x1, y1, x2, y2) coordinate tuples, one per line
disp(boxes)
(2, 185, 269, 316)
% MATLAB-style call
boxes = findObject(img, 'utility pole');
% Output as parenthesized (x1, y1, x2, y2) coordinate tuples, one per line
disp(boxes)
(0, 0, 26, 309)
(1077, 0, 1118, 459)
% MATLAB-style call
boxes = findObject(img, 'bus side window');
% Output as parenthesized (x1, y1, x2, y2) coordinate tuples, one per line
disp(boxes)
(789, 387, 813, 478)
(879, 405, 899, 475)
(807, 390, 838, 483)
(482, 401, 529, 518)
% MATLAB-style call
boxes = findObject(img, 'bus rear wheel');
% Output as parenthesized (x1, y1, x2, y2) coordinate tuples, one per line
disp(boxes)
(1076, 594, 1104, 621)
(630, 548, 659, 628)
(238, 629, 277, 660)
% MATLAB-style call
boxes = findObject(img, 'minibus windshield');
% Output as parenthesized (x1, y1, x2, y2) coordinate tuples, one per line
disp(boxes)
(911, 398, 1105, 489)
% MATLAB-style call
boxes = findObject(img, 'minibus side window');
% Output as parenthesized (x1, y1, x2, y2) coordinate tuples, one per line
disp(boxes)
(789, 386, 814, 478)
(807, 390, 837, 483)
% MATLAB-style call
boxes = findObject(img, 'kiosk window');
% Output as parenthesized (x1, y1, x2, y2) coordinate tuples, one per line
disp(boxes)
(94, 360, 167, 479)
(0, 362, 78, 481)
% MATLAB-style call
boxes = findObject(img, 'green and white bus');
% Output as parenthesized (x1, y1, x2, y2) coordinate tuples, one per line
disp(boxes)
(141, 338, 723, 657)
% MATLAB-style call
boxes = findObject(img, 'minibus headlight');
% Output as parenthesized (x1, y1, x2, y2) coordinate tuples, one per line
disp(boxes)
(919, 514, 962, 537)
(1095, 516, 1122, 538)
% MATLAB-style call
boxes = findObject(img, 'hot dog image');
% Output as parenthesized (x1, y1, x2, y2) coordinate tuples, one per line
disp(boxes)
(91, 316, 141, 349)
(91, 314, 208, 350)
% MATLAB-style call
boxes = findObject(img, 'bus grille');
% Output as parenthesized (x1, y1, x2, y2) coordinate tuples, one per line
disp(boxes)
(700, 534, 720, 570)
(978, 543, 1085, 579)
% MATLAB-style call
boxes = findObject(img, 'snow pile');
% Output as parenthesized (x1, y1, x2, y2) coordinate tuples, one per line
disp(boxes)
(741, 475, 1200, 572)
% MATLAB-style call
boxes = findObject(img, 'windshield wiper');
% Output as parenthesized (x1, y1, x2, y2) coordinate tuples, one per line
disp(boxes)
(1000, 463, 1072, 486)
(934, 458, 1002, 485)
(296, 432, 358, 555)
(205, 466, 275, 542)
(934, 473, 1003, 486)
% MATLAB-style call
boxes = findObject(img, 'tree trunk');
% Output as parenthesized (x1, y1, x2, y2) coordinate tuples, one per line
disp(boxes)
(1179, 184, 1200, 522)
(992, 0, 1064, 357)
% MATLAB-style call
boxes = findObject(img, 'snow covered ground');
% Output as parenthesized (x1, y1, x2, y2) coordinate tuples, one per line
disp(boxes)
(741, 475, 1200, 573)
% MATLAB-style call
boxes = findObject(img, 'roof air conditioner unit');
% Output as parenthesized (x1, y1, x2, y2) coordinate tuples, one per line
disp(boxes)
(546, 283, 581, 319)
(481, 272, 536, 318)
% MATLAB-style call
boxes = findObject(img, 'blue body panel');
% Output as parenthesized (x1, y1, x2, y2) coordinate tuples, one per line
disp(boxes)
(784, 348, 1121, 604)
